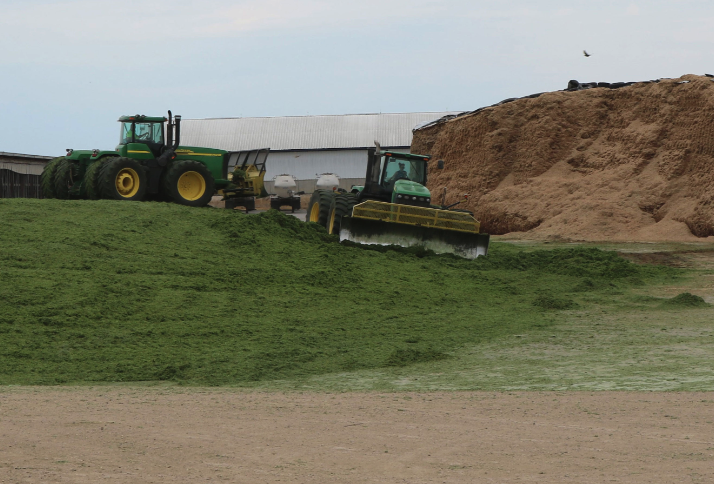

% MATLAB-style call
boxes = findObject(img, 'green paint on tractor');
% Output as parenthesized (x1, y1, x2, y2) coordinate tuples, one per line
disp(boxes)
(41, 111, 268, 209)
(307, 147, 489, 259)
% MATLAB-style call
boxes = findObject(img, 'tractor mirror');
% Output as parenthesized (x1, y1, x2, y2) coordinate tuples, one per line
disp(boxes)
(437, 159, 445, 169)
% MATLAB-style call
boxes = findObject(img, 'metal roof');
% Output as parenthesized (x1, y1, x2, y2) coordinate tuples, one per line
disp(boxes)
(0, 152, 54, 161)
(180, 112, 460, 152)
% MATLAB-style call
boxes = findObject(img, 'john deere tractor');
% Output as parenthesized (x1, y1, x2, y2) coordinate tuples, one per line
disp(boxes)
(306, 144, 490, 259)
(40, 111, 269, 208)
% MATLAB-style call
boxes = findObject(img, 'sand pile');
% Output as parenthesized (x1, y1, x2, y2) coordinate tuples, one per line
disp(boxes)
(412, 74, 714, 242)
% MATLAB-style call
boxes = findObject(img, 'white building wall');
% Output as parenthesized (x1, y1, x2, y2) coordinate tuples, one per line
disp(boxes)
(180, 113, 458, 152)
(265, 150, 369, 180)
(264, 146, 408, 179)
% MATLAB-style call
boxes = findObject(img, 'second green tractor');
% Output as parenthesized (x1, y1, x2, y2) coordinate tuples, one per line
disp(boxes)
(306, 145, 490, 259)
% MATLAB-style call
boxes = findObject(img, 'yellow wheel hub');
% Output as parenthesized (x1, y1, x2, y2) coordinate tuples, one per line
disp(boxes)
(115, 168, 140, 198)
(177, 171, 206, 201)
(328, 210, 336, 234)
(309, 203, 320, 222)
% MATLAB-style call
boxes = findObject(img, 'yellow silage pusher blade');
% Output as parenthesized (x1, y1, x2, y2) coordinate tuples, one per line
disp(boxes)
(339, 200, 490, 259)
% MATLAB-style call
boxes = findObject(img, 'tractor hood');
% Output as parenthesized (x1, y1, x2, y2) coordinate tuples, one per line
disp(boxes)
(393, 180, 431, 197)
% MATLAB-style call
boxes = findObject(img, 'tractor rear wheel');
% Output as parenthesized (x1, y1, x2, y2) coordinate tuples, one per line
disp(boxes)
(306, 190, 336, 228)
(98, 157, 147, 201)
(161, 160, 215, 207)
(327, 193, 359, 235)
(40, 157, 64, 199)
(52, 157, 79, 199)
(84, 158, 108, 200)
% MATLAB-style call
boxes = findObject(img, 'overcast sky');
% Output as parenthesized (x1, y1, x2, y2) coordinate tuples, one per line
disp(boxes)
(1, 0, 712, 156)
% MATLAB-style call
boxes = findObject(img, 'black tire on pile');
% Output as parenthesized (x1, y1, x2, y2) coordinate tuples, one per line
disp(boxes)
(40, 157, 64, 199)
(97, 156, 148, 201)
(52, 157, 79, 199)
(83, 158, 109, 200)
(305, 190, 336, 228)
(327, 193, 359, 235)
(161, 159, 215, 207)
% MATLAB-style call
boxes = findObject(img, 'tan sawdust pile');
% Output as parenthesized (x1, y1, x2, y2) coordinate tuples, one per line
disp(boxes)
(412, 74, 714, 242)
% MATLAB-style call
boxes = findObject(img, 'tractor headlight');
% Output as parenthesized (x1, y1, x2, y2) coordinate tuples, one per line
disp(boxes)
(426, 198, 430, 202)
(397, 194, 403, 199)
(412, 196, 417, 200)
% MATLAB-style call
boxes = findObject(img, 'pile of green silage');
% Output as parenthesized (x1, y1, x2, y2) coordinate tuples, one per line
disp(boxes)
(0, 198, 676, 385)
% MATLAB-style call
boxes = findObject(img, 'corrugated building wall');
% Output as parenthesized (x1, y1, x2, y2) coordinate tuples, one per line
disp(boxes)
(180, 112, 459, 191)
(0, 152, 53, 198)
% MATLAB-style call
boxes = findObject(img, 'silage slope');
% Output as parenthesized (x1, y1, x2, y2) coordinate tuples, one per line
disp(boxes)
(413, 74, 714, 242)
(0, 199, 670, 385)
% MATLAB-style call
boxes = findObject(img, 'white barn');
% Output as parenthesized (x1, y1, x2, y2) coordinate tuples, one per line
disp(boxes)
(180, 112, 458, 193)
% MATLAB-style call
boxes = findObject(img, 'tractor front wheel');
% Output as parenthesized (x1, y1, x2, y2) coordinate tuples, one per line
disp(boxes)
(306, 190, 336, 229)
(327, 193, 358, 235)
(98, 157, 147, 201)
(161, 160, 215, 207)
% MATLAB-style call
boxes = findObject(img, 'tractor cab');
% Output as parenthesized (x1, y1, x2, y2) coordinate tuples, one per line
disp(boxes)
(380, 155, 426, 188)
(361, 149, 432, 207)
(117, 115, 168, 158)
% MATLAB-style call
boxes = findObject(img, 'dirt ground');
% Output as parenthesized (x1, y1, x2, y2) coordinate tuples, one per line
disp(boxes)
(2, 388, 713, 483)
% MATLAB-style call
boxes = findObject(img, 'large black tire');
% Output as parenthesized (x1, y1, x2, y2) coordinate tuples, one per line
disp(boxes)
(40, 157, 64, 199)
(52, 157, 79, 199)
(83, 158, 108, 200)
(161, 159, 215, 207)
(305, 190, 336, 228)
(98, 157, 148, 201)
(327, 193, 359, 235)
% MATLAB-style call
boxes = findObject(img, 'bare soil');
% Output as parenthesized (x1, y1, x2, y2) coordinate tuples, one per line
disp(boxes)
(412, 75, 714, 243)
(2, 388, 713, 483)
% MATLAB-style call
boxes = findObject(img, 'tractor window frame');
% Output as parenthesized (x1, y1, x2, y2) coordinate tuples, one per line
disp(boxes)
(375, 156, 386, 185)
(151, 123, 164, 145)
(120, 122, 134, 144)
(134, 122, 162, 144)
(120, 122, 164, 145)
(380, 157, 426, 187)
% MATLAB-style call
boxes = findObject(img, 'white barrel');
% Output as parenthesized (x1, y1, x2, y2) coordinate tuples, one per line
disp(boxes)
(316, 173, 340, 191)
(273, 174, 297, 198)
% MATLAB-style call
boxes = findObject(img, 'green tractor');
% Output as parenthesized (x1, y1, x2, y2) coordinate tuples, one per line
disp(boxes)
(306, 144, 490, 259)
(40, 111, 269, 209)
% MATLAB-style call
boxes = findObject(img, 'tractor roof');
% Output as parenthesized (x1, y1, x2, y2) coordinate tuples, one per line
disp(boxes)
(117, 115, 167, 123)
(383, 151, 431, 161)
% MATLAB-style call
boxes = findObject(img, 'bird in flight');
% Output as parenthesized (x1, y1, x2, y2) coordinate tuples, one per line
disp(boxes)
(583, 50, 591, 57)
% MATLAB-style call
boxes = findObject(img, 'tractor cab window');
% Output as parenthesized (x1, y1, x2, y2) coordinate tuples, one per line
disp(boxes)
(120, 122, 133, 144)
(135, 123, 162, 143)
(152, 123, 164, 144)
(381, 157, 426, 187)
(119, 122, 164, 144)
